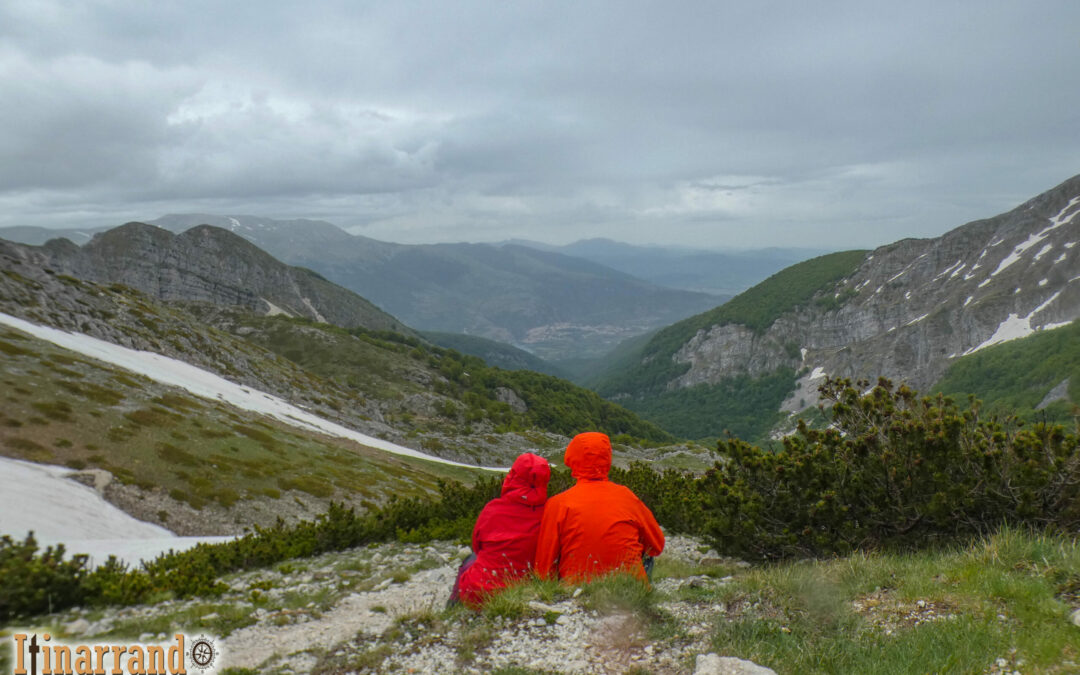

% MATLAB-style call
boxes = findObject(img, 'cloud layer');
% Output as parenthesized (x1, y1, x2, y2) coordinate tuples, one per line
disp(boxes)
(2, 1, 1078, 248)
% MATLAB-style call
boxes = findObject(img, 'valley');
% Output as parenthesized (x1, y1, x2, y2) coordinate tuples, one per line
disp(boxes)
(1, 173, 1079, 675)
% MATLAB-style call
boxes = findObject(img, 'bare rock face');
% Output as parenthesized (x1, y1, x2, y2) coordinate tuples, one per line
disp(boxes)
(495, 386, 528, 413)
(672, 175, 1080, 394)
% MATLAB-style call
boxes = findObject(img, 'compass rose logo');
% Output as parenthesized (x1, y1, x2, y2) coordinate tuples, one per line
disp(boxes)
(186, 634, 218, 671)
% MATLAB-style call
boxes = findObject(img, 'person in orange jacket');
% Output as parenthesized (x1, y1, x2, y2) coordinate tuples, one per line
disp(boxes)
(535, 432, 664, 582)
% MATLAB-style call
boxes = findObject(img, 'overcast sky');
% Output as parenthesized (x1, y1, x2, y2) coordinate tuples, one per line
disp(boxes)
(1, 1, 1078, 249)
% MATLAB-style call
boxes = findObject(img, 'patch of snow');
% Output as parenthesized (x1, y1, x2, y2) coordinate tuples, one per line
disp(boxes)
(228, 216, 241, 230)
(1040, 196, 1080, 235)
(989, 245, 1028, 278)
(1066, 242, 1077, 249)
(799, 347, 807, 362)
(1014, 287, 1022, 294)
(0, 312, 506, 472)
(887, 268, 908, 283)
(301, 297, 327, 323)
(988, 236, 1005, 247)
(1043, 320, 1074, 331)
(905, 313, 929, 326)
(1057, 253, 1069, 264)
(964, 314, 1031, 355)
(964, 296, 974, 306)
(949, 263, 967, 280)
(934, 260, 963, 281)
(1033, 244, 1054, 261)
(874, 286, 883, 295)
(809, 367, 826, 380)
(978, 278, 992, 288)
(904, 291, 911, 300)
(963, 290, 1065, 355)
(0, 456, 230, 567)
(263, 298, 292, 317)
(1031, 290, 1062, 316)
(1039, 278, 1049, 287)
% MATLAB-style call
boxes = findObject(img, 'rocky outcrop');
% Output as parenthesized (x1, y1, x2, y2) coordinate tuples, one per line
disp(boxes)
(672, 175, 1080, 397)
(0, 222, 409, 334)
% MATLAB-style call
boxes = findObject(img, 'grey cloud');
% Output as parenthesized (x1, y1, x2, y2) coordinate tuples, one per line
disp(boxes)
(0, 1, 1078, 249)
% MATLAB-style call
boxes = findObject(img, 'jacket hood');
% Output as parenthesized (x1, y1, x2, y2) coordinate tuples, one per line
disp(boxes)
(564, 432, 612, 481)
(501, 452, 551, 506)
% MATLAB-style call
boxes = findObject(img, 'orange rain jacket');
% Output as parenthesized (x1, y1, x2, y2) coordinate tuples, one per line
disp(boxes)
(534, 432, 664, 582)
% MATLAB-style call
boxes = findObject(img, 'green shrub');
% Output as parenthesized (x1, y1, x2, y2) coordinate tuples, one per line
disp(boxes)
(700, 378, 1080, 560)
(0, 534, 88, 620)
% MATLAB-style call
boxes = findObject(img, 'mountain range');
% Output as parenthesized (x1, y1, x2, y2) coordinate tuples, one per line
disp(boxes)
(501, 238, 827, 296)
(142, 215, 728, 361)
(593, 173, 1080, 440)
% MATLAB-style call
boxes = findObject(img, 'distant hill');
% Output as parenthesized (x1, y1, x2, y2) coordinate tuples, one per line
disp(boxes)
(420, 331, 566, 377)
(0, 225, 110, 246)
(502, 238, 829, 296)
(143, 214, 726, 361)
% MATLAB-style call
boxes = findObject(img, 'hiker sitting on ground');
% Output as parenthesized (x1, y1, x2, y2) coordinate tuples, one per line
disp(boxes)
(450, 451, 551, 607)
(534, 432, 664, 583)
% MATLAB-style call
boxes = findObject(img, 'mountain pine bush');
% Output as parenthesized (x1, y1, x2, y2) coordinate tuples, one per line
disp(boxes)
(699, 378, 1080, 559)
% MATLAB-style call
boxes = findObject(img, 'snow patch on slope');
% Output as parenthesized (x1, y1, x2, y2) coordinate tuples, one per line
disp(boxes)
(301, 297, 327, 323)
(0, 456, 230, 567)
(0, 312, 506, 472)
(963, 290, 1067, 355)
(263, 298, 293, 317)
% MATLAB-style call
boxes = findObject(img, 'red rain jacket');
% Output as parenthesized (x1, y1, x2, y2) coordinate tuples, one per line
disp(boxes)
(459, 452, 551, 607)
(535, 432, 664, 582)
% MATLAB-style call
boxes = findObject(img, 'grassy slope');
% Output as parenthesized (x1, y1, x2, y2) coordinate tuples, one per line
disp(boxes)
(704, 527, 1080, 673)
(203, 311, 675, 445)
(0, 325, 481, 521)
(589, 250, 867, 441)
(932, 319, 1080, 424)
(453, 527, 1080, 674)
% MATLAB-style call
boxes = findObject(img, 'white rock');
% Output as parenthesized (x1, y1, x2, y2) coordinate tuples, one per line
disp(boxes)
(1072, 608, 1080, 627)
(694, 653, 778, 675)
(572, 587, 583, 598)
(556, 615, 570, 626)
(138, 633, 154, 643)
(65, 618, 90, 635)
(200, 612, 219, 622)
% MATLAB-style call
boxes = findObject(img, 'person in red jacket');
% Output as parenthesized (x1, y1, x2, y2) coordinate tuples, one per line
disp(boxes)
(451, 452, 551, 607)
(535, 432, 664, 582)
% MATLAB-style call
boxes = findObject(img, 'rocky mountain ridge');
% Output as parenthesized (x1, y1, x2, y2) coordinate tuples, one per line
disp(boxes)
(0, 222, 408, 334)
(599, 174, 1080, 431)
